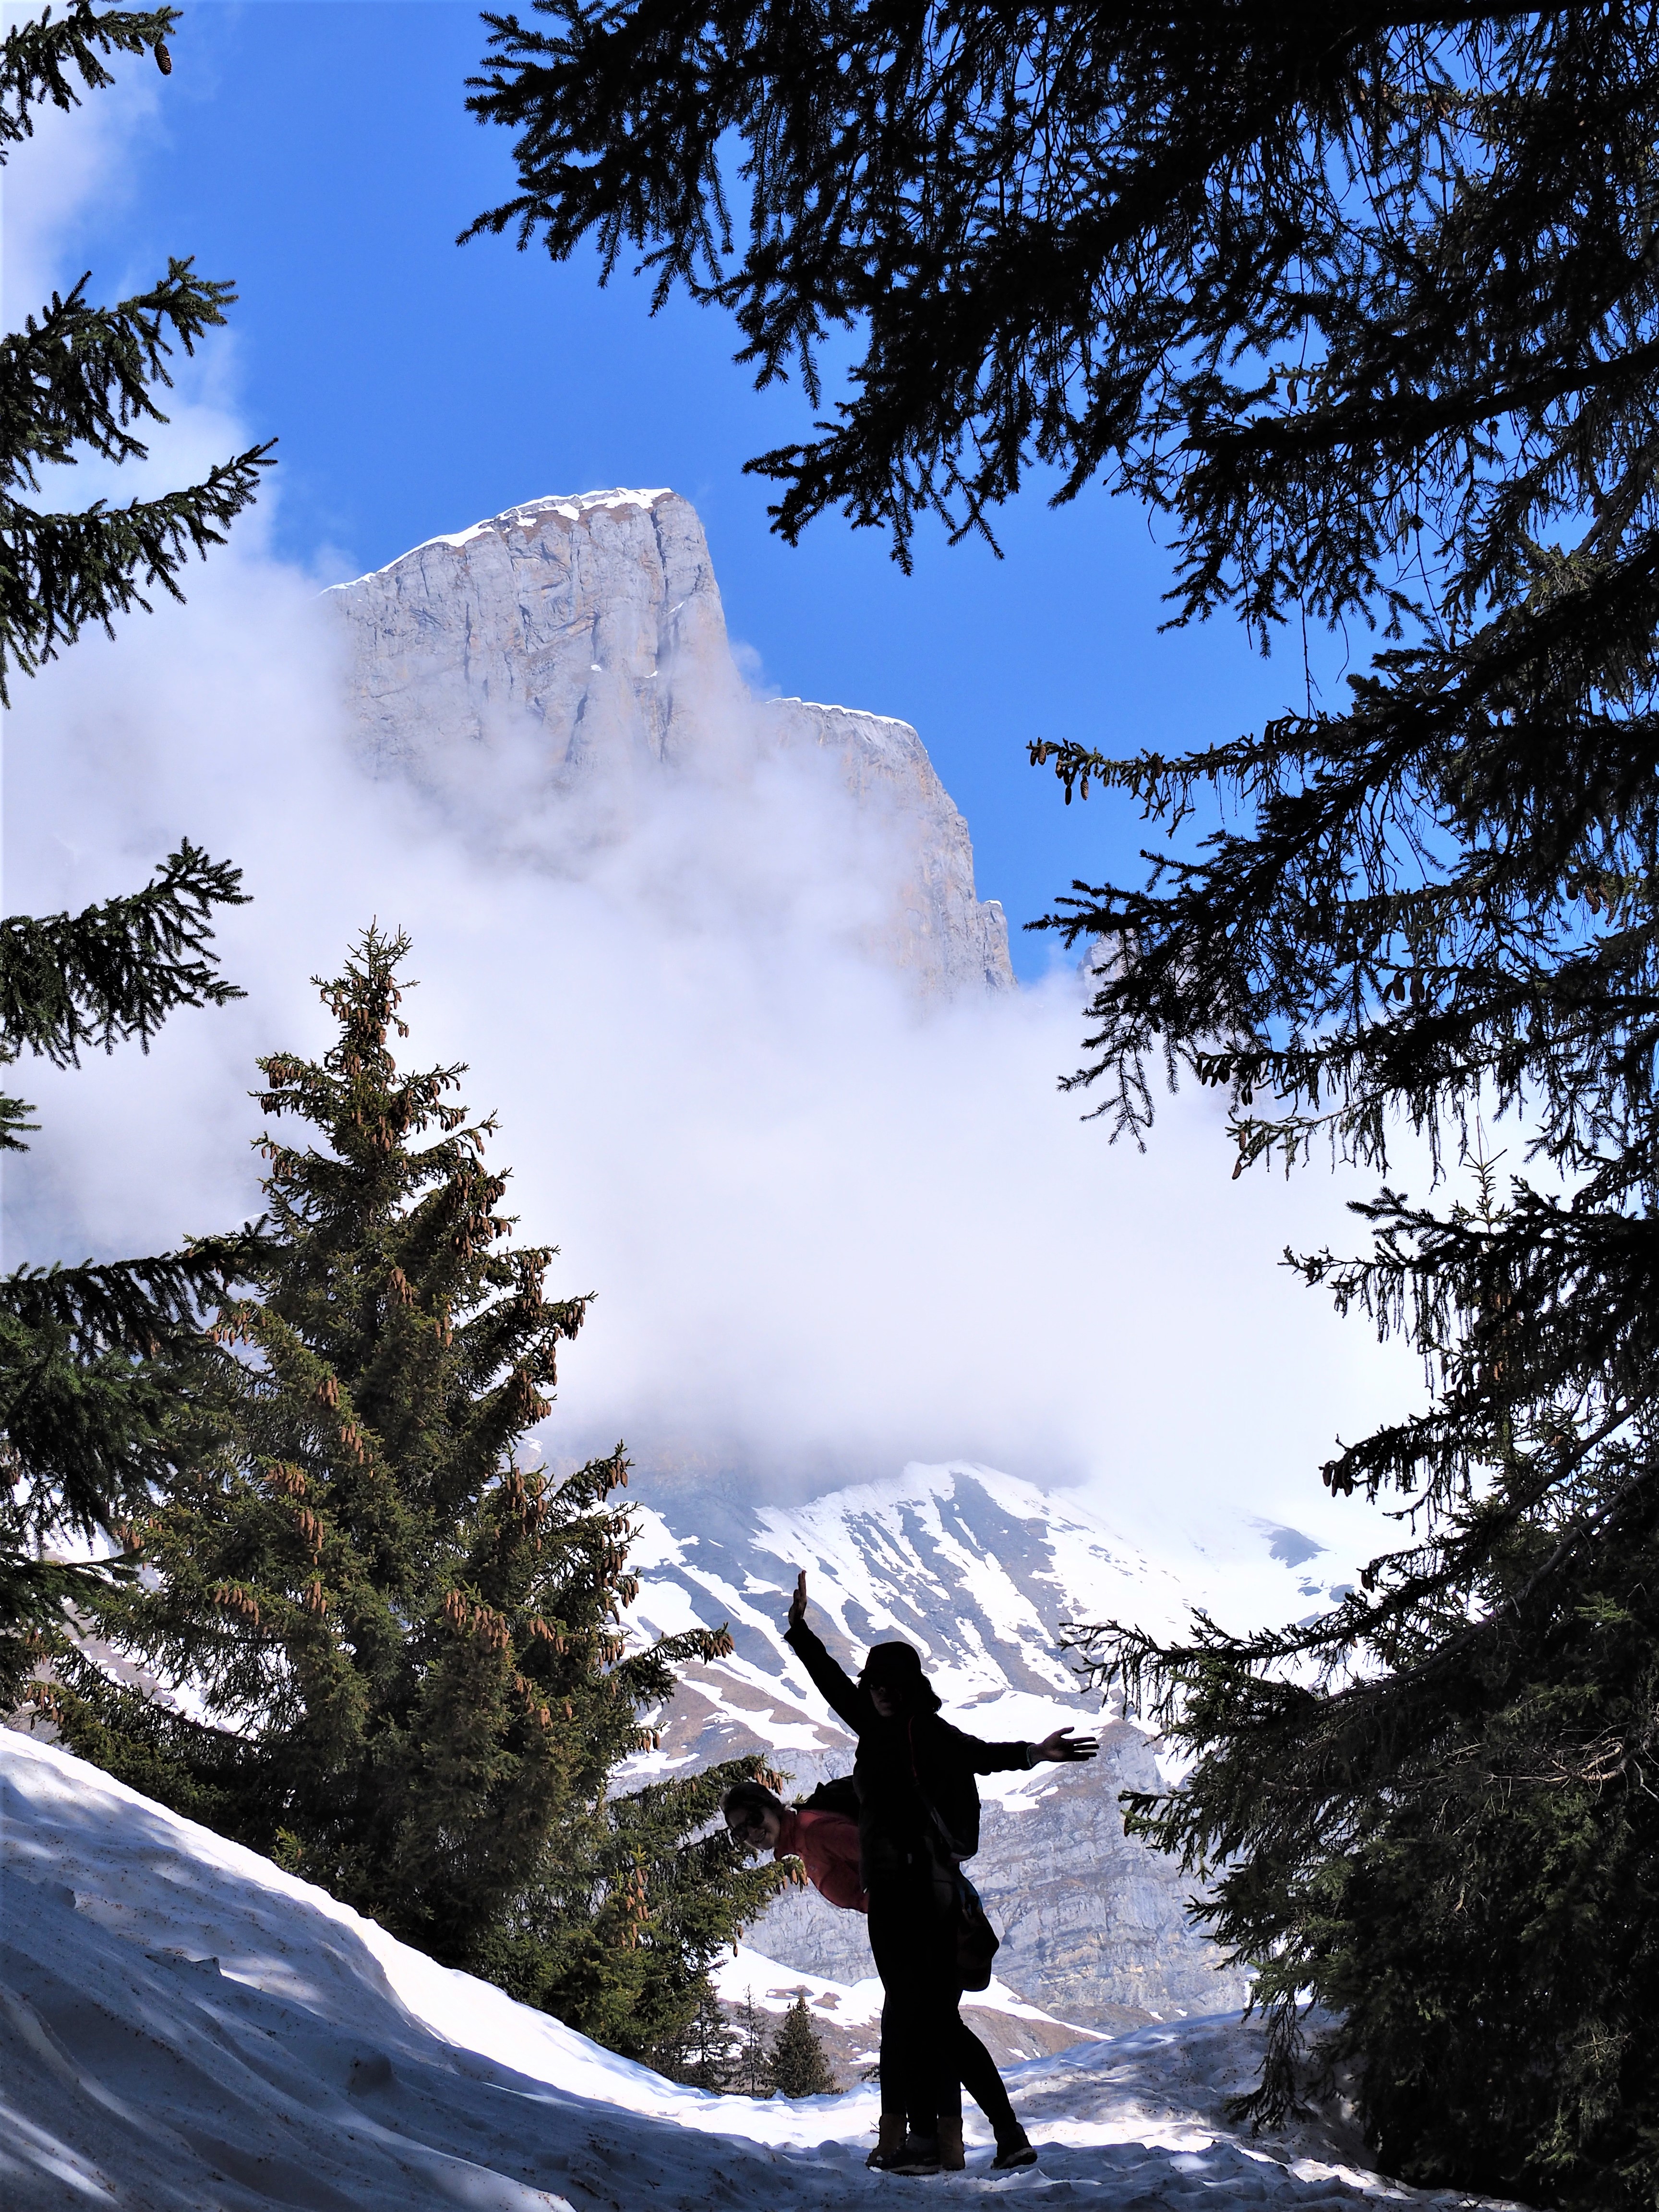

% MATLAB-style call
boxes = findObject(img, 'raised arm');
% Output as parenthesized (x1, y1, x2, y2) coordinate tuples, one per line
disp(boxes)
(956, 1723, 1101, 1775)
(782, 1569, 872, 1736)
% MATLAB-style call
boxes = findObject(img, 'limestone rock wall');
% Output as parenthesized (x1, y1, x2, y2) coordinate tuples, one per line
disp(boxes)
(326, 489, 1012, 996)
(764, 699, 1011, 996)
(733, 1736, 1247, 2035)
(971, 1738, 1245, 2031)
(326, 490, 729, 781)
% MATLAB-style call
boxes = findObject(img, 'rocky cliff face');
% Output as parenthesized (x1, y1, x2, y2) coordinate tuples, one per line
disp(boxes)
(614, 1462, 1343, 2030)
(712, 1732, 1238, 2035)
(326, 489, 1012, 996)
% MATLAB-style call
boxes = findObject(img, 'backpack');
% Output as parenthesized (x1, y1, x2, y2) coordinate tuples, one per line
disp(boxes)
(951, 1866, 1000, 1992)
(902, 1728, 1003, 1993)
(797, 1774, 861, 1819)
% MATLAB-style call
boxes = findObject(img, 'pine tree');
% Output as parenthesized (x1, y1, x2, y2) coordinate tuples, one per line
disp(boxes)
(659, 1981, 739, 2092)
(766, 1992, 838, 2099)
(1, 5, 272, 1694)
(51, 928, 789, 2068)
(467, 10, 1659, 2202)
(732, 1991, 774, 2100)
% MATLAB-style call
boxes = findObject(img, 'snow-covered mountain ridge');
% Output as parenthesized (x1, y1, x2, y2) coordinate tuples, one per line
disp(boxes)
(619, 1461, 1360, 2027)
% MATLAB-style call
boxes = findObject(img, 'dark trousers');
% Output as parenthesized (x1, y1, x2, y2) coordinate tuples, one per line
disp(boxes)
(867, 1865, 967, 2133)
(956, 2021, 1019, 2141)
(870, 2009, 1021, 2140)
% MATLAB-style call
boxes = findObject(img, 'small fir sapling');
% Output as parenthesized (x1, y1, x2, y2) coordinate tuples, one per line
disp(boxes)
(767, 1992, 839, 2098)
(661, 1982, 739, 2092)
(732, 1990, 774, 2100)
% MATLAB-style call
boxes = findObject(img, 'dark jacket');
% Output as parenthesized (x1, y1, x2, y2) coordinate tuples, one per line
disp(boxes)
(784, 1620, 1036, 1874)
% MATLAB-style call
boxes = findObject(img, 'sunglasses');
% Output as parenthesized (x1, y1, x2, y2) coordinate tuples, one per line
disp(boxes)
(727, 1808, 771, 1836)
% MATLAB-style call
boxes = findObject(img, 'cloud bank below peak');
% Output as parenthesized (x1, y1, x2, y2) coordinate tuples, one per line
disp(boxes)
(2, 90, 1422, 1576)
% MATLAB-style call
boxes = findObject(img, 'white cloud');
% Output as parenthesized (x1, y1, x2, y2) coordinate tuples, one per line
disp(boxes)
(2, 56, 1425, 1593)
(3, 535, 1427, 1575)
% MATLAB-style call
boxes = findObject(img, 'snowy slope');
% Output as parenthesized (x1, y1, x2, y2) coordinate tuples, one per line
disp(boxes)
(618, 1461, 1359, 2024)
(0, 1731, 1521, 2211)
(708, 1944, 1107, 2083)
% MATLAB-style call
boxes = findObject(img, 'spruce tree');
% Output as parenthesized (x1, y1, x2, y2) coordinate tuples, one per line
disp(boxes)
(1, 4, 271, 1693)
(660, 1982, 739, 2092)
(732, 1991, 774, 2100)
(767, 1992, 838, 2099)
(52, 928, 789, 2067)
(470, 9, 1659, 2201)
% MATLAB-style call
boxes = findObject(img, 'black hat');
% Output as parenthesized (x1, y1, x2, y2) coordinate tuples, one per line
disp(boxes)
(859, 1640, 941, 1712)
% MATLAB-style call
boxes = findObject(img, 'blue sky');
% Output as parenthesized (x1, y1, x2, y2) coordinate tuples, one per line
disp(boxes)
(3, 0, 1427, 1555)
(55, 0, 1333, 979)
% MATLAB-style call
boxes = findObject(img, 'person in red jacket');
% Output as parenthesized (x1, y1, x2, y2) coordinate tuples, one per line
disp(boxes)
(721, 1776, 1039, 2170)
(723, 1783, 869, 1909)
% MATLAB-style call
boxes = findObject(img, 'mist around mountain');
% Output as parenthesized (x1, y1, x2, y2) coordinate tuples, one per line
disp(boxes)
(10, 462, 1422, 1527)
(325, 486, 1013, 998)
(9, 460, 1422, 2138)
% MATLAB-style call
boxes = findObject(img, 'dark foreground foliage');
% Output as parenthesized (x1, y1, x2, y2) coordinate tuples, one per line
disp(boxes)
(0, 6, 267, 1686)
(48, 931, 789, 2066)
(469, 3, 1659, 2200)
(0, 7, 272, 700)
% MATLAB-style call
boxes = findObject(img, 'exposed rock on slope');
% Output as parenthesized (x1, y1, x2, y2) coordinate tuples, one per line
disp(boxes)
(326, 489, 1012, 996)
(617, 1462, 1342, 2030)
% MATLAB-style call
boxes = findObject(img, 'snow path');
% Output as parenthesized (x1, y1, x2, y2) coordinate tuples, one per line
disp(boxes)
(0, 1733, 1517, 2211)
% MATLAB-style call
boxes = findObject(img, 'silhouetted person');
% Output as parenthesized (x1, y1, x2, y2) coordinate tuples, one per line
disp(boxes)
(778, 1569, 1095, 2173)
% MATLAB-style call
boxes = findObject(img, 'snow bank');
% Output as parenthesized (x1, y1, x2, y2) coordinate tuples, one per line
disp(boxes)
(709, 1943, 1101, 2043)
(0, 1731, 1520, 2209)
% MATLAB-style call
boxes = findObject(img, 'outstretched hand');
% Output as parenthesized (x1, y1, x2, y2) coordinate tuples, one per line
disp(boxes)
(1036, 1727, 1098, 1764)
(787, 1569, 807, 1631)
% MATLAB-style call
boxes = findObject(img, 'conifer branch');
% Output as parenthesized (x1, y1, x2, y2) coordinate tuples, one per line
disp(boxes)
(0, 446, 275, 699)
(0, 8, 273, 1694)
(1, 263, 241, 481)
(0, 842, 249, 1087)
(0, 5, 179, 156)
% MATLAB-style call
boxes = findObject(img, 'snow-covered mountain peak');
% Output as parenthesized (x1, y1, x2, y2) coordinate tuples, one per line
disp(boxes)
(620, 1459, 1362, 2027)
(370, 487, 681, 568)
(625, 1458, 1356, 1752)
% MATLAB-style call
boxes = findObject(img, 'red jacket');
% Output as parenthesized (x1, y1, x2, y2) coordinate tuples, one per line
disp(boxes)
(775, 1806, 868, 1913)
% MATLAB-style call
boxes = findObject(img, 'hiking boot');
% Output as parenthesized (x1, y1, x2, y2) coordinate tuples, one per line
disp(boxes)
(867, 2115, 908, 2170)
(889, 2131, 943, 2176)
(991, 2129, 1038, 2170)
(937, 2116, 965, 2172)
